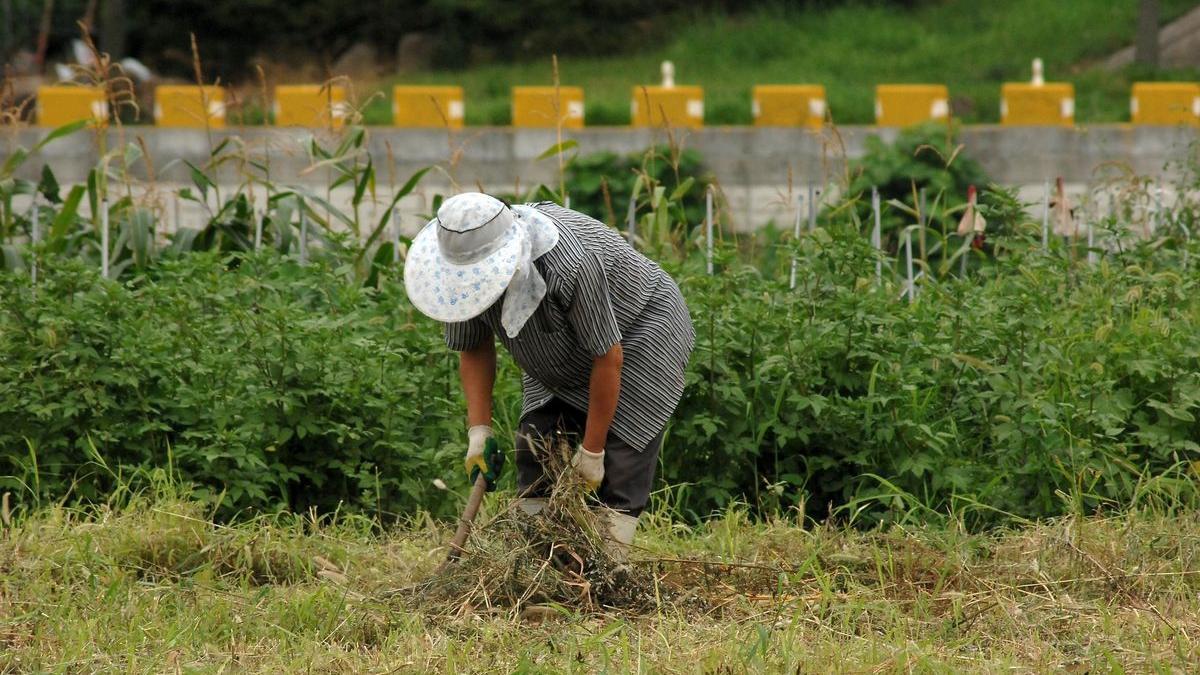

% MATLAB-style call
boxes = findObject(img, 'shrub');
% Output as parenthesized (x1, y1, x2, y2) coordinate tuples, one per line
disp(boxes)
(4, 124, 1200, 528)
(669, 226, 1200, 524)
(564, 145, 713, 231)
(844, 124, 992, 245)
(0, 253, 524, 519)
(5, 228, 1200, 527)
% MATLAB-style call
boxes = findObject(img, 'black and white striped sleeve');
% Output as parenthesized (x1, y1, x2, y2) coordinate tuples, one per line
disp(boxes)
(568, 252, 622, 358)
(445, 318, 493, 351)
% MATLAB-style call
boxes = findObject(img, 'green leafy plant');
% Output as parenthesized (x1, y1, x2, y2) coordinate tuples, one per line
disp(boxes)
(6, 121, 1200, 530)
(564, 144, 712, 233)
(0, 252, 529, 519)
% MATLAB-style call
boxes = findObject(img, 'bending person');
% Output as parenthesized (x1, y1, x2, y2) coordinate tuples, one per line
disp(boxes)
(404, 192, 694, 558)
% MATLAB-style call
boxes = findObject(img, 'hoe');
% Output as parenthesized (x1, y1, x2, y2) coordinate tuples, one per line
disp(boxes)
(436, 473, 488, 573)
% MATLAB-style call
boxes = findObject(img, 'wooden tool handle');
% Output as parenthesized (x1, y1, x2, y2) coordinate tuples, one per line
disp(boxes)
(439, 474, 488, 570)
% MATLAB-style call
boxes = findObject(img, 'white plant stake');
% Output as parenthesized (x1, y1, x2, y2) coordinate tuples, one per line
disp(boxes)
(1155, 181, 1164, 234)
(299, 208, 309, 265)
(1089, 193, 1099, 264)
(871, 187, 882, 284)
(808, 184, 817, 232)
(393, 206, 402, 264)
(1108, 189, 1118, 259)
(1169, 187, 1191, 270)
(1041, 180, 1050, 251)
(918, 187, 927, 263)
(626, 196, 637, 246)
(905, 227, 915, 303)
(811, 184, 820, 235)
(254, 208, 263, 251)
(30, 199, 39, 289)
(1181, 223, 1191, 271)
(100, 195, 110, 279)
(789, 191, 802, 290)
(705, 186, 714, 276)
(174, 194, 182, 232)
(1087, 219, 1096, 266)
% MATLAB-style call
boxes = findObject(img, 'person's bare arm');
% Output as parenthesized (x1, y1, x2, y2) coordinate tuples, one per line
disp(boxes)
(582, 343, 623, 452)
(460, 340, 497, 427)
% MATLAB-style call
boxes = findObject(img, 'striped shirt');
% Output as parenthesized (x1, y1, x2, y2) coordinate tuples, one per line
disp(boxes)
(445, 202, 695, 450)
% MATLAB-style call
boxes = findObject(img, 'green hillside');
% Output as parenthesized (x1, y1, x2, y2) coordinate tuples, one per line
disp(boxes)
(372, 0, 1200, 126)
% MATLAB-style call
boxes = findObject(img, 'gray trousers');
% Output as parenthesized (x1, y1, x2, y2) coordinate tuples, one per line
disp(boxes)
(515, 398, 663, 517)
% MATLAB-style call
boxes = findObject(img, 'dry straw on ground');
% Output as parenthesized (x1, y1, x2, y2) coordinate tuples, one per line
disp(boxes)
(396, 436, 666, 618)
(3, 482, 1200, 670)
(386, 435, 1200, 642)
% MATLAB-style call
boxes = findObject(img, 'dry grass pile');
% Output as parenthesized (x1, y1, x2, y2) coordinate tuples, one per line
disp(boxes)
(399, 439, 665, 618)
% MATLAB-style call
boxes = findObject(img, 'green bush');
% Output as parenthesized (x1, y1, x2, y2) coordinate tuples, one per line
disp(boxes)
(0, 253, 524, 519)
(5, 226, 1200, 526)
(839, 123, 1030, 276)
(4, 124, 1199, 526)
(671, 226, 1200, 524)
(564, 145, 713, 231)
(844, 124, 991, 239)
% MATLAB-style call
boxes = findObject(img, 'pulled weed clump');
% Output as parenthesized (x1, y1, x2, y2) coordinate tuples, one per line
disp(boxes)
(401, 439, 662, 618)
(394, 439, 828, 622)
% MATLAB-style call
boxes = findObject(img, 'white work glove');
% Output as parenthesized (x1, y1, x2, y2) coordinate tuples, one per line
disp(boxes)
(464, 425, 496, 483)
(570, 444, 605, 490)
(605, 511, 639, 562)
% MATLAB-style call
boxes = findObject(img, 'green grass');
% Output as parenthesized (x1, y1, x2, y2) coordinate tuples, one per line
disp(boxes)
(365, 0, 1200, 126)
(3, 487, 1200, 672)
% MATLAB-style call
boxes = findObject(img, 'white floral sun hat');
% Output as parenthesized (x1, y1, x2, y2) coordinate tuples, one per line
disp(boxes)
(404, 192, 559, 336)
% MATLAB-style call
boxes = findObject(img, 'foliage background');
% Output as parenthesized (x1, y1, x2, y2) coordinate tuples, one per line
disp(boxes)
(6, 1, 1198, 126)
(2, 119, 1199, 527)
(6, 223, 1200, 526)
(5, 0, 918, 79)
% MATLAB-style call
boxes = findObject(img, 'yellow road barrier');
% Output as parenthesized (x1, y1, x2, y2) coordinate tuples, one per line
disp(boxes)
(874, 84, 949, 127)
(1131, 82, 1200, 126)
(37, 85, 107, 127)
(631, 85, 703, 128)
(393, 86, 464, 128)
(752, 85, 827, 128)
(512, 86, 584, 128)
(274, 85, 348, 128)
(154, 85, 226, 128)
(1001, 82, 1074, 126)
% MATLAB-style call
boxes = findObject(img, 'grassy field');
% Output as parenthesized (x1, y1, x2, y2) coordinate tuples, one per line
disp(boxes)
(366, 0, 1200, 126)
(2, 487, 1199, 672)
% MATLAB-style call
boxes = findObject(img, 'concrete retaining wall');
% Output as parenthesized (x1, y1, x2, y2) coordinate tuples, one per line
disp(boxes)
(5, 125, 1197, 230)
